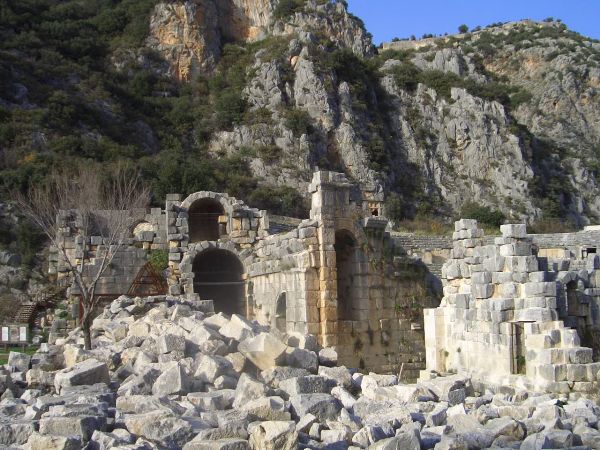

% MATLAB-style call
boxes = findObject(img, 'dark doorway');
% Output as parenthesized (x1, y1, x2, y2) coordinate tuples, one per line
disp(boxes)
(189, 199, 224, 243)
(511, 322, 527, 375)
(193, 249, 245, 316)
(335, 230, 361, 321)
(566, 280, 579, 316)
(275, 293, 287, 333)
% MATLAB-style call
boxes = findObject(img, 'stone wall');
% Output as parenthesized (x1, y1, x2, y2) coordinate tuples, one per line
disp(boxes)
(49, 207, 167, 298)
(423, 220, 600, 398)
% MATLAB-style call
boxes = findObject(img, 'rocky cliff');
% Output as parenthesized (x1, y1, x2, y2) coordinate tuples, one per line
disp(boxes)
(145, 7, 600, 225)
(1, 2, 599, 227)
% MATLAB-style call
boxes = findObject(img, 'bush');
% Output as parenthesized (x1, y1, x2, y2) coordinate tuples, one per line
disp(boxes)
(273, 0, 305, 20)
(284, 108, 313, 138)
(461, 202, 505, 228)
(148, 249, 169, 272)
(458, 24, 469, 33)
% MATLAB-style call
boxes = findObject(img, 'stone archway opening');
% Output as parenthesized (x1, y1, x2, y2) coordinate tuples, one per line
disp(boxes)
(193, 249, 245, 316)
(189, 198, 225, 243)
(335, 229, 361, 321)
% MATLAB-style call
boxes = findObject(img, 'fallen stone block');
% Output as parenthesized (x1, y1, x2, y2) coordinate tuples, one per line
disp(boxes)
(248, 421, 297, 450)
(152, 362, 190, 396)
(124, 410, 193, 449)
(183, 437, 250, 450)
(0, 420, 35, 445)
(219, 315, 255, 342)
(237, 333, 287, 371)
(289, 393, 342, 422)
(54, 359, 110, 393)
(239, 396, 290, 421)
(156, 334, 186, 354)
(232, 374, 267, 409)
(8, 352, 31, 372)
(318, 348, 337, 367)
(188, 390, 236, 411)
(25, 432, 82, 450)
(39, 415, 106, 442)
(194, 355, 234, 384)
(278, 375, 331, 396)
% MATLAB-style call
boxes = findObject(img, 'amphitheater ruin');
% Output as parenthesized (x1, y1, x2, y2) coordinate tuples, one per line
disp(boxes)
(50, 171, 600, 394)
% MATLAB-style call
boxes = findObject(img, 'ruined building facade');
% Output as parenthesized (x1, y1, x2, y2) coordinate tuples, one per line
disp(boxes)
(51, 171, 437, 379)
(50, 171, 600, 390)
(423, 220, 600, 397)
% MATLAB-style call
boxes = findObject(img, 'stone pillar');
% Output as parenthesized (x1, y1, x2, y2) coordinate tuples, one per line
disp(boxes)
(309, 171, 353, 347)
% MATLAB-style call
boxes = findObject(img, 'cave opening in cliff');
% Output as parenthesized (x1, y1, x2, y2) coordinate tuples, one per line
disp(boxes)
(189, 198, 224, 243)
(193, 249, 245, 316)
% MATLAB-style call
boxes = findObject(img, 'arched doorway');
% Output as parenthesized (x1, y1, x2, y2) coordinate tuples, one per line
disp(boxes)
(275, 293, 287, 333)
(189, 198, 225, 243)
(193, 249, 245, 316)
(335, 230, 362, 321)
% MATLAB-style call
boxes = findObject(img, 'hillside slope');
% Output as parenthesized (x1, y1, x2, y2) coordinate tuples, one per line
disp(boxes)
(1, 1, 599, 228)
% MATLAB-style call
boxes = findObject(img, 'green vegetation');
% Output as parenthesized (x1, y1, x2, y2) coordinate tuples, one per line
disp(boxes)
(461, 202, 505, 228)
(385, 61, 533, 110)
(273, 0, 306, 20)
(458, 24, 469, 34)
(0, 1, 310, 217)
(0, 346, 38, 365)
(0, 218, 44, 269)
(148, 249, 168, 272)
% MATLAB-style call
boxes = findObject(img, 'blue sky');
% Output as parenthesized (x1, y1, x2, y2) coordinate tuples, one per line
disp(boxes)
(346, 1, 600, 45)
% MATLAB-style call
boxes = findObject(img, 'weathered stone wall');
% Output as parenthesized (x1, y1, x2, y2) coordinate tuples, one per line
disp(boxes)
(49, 208, 168, 298)
(423, 220, 600, 398)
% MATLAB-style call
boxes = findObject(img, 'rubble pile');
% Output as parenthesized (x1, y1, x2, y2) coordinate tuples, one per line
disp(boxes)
(1, 295, 600, 450)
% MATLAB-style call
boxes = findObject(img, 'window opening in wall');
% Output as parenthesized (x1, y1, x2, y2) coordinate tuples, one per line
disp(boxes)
(189, 198, 224, 243)
(193, 249, 245, 316)
(371, 209, 379, 217)
(335, 230, 362, 321)
(275, 292, 287, 333)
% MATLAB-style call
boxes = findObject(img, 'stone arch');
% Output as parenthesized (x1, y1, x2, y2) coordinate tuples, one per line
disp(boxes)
(275, 292, 287, 333)
(188, 198, 225, 243)
(334, 229, 365, 321)
(192, 247, 246, 316)
(131, 220, 153, 239)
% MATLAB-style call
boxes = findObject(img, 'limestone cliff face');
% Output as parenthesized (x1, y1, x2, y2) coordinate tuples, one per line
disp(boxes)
(147, 1, 221, 81)
(147, 0, 371, 81)
(147, 0, 275, 81)
(148, 10, 600, 224)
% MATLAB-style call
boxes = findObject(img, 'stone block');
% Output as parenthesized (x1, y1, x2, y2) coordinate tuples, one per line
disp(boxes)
(567, 364, 588, 382)
(289, 394, 342, 422)
(238, 333, 287, 371)
(567, 348, 593, 364)
(471, 272, 492, 284)
(523, 282, 556, 297)
(473, 283, 493, 299)
(455, 219, 478, 232)
(248, 421, 297, 450)
(54, 359, 110, 393)
(500, 224, 527, 238)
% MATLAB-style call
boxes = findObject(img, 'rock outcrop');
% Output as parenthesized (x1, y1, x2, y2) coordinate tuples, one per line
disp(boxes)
(1, 295, 600, 449)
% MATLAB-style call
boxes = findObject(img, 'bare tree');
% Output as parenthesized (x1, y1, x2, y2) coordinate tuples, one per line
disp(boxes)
(14, 164, 149, 349)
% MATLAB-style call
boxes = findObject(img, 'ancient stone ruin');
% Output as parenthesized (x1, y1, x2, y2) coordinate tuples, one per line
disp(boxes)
(51, 171, 438, 379)
(423, 220, 600, 398)
(2, 171, 600, 449)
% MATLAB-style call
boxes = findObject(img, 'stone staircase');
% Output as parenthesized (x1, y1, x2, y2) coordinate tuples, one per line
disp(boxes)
(525, 320, 599, 388)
